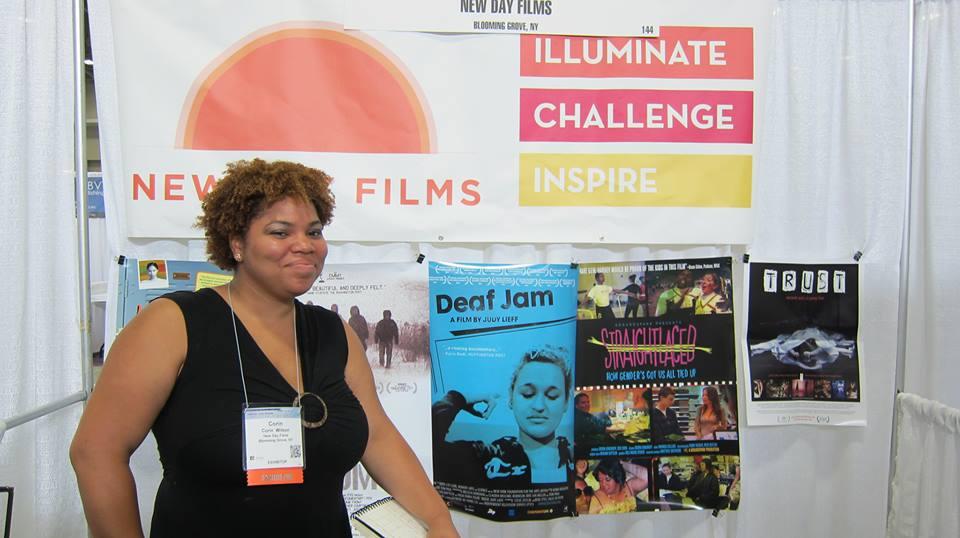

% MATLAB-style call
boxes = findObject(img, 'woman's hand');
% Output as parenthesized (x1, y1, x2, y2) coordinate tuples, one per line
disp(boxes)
(459, 392, 500, 419)
(425, 519, 460, 538)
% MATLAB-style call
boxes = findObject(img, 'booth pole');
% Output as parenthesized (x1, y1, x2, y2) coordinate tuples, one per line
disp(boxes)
(886, 0, 916, 526)
(73, 0, 94, 401)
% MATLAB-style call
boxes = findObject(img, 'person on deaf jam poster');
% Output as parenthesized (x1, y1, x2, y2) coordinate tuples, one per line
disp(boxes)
(429, 262, 579, 522)
(573, 258, 742, 515)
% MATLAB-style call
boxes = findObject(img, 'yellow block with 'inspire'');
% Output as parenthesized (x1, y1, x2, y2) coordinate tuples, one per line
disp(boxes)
(518, 153, 752, 207)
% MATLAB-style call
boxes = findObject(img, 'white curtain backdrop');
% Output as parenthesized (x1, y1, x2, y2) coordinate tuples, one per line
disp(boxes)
(904, 0, 960, 410)
(82, 1, 909, 537)
(887, 392, 960, 537)
(0, 0, 84, 536)
(733, 3, 906, 538)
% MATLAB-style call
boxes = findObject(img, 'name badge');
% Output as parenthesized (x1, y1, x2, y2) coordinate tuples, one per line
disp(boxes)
(242, 406, 305, 486)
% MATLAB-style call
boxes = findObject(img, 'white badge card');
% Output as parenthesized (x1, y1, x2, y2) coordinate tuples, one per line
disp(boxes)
(242, 406, 305, 486)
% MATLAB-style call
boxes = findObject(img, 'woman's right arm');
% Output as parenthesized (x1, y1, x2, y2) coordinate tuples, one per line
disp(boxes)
(620, 461, 649, 494)
(70, 298, 187, 538)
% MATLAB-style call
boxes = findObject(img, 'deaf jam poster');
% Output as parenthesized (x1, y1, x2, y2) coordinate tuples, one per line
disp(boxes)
(429, 262, 579, 521)
(298, 262, 432, 528)
(744, 262, 865, 427)
(574, 257, 741, 514)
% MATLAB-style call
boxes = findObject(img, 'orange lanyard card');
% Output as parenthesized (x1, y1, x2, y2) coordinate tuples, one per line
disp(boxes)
(242, 406, 305, 486)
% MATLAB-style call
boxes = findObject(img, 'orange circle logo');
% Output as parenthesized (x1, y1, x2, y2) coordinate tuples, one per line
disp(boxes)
(177, 23, 435, 153)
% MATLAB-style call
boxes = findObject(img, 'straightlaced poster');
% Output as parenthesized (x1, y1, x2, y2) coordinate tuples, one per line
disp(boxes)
(574, 257, 741, 515)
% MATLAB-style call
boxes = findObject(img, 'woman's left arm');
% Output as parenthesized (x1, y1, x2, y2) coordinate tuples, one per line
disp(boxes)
(342, 321, 458, 538)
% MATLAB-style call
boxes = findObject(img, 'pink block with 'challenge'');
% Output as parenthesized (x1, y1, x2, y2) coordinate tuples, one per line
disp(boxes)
(519, 88, 753, 144)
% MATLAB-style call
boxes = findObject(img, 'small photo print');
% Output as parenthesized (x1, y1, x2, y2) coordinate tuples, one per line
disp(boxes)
(138, 259, 169, 290)
(574, 457, 653, 515)
(764, 378, 790, 399)
(831, 379, 847, 399)
(790, 378, 814, 399)
(649, 455, 741, 512)
(574, 388, 652, 452)
(678, 385, 738, 441)
(847, 381, 860, 400)
(814, 379, 832, 399)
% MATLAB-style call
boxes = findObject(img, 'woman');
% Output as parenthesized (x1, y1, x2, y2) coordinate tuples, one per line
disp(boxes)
(432, 347, 574, 486)
(144, 261, 160, 280)
(726, 463, 741, 510)
(694, 272, 729, 314)
(139, 261, 167, 290)
(693, 386, 730, 440)
(587, 458, 648, 514)
(71, 159, 457, 537)
(574, 459, 595, 514)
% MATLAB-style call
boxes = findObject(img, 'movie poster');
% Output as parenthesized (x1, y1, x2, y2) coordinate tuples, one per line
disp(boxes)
(116, 258, 232, 330)
(744, 262, 865, 426)
(574, 257, 741, 515)
(298, 262, 432, 529)
(429, 262, 578, 521)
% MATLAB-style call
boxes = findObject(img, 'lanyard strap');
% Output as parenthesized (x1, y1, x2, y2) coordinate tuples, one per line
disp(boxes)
(227, 283, 302, 408)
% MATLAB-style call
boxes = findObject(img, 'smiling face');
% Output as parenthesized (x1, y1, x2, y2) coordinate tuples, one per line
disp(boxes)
(597, 471, 621, 495)
(701, 274, 717, 294)
(510, 361, 568, 444)
(231, 197, 327, 300)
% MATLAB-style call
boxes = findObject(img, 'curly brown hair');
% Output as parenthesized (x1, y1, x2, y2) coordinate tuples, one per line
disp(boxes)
(196, 159, 335, 269)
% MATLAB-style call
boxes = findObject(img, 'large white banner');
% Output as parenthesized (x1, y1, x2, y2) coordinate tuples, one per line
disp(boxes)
(98, 1, 770, 243)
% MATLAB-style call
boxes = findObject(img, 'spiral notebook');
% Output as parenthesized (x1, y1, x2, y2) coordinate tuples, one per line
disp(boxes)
(350, 497, 427, 538)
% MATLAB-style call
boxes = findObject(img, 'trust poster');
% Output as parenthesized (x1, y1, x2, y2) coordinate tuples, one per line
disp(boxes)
(744, 262, 865, 426)
(298, 262, 432, 526)
(428, 262, 578, 521)
(574, 257, 741, 515)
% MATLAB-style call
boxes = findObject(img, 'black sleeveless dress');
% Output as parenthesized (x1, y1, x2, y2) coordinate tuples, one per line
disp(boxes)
(150, 288, 368, 537)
